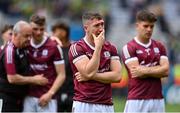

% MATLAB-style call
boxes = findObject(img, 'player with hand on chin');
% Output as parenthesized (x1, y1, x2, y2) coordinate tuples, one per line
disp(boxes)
(69, 11, 122, 113)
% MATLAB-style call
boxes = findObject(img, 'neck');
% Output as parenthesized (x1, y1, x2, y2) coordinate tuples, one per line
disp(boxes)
(85, 34, 95, 47)
(33, 37, 43, 45)
(61, 39, 70, 47)
(137, 36, 150, 44)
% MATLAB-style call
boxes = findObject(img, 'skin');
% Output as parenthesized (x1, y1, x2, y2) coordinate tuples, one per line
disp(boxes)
(30, 22, 45, 45)
(136, 21, 154, 44)
(53, 28, 70, 47)
(2, 29, 13, 45)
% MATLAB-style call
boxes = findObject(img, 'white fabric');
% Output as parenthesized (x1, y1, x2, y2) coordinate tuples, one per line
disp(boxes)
(23, 96, 57, 112)
(72, 100, 114, 113)
(0, 99, 3, 112)
(124, 99, 165, 113)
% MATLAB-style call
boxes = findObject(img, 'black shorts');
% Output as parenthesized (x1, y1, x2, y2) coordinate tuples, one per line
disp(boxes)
(0, 92, 23, 112)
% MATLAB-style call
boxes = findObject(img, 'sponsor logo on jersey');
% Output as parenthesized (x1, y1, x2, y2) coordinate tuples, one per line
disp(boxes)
(136, 50, 143, 54)
(30, 64, 48, 71)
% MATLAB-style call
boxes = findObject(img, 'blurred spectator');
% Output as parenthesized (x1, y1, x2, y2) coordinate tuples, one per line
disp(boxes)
(0, 24, 13, 49)
(52, 21, 74, 112)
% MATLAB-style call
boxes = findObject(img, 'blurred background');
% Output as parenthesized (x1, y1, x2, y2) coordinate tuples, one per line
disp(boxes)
(0, 0, 180, 112)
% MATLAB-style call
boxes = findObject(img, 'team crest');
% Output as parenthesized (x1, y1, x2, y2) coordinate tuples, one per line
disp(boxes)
(104, 51, 110, 58)
(42, 49, 48, 56)
(33, 51, 37, 57)
(154, 47, 159, 53)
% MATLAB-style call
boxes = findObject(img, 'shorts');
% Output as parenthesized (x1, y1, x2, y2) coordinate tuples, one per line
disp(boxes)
(124, 99, 165, 113)
(72, 100, 114, 113)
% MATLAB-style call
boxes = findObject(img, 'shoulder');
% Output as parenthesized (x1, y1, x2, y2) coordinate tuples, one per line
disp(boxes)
(104, 41, 118, 51)
(152, 39, 165, 48)
(45, 37, 59, 48)
(122, 39, 135, 50)
(70, 39, 85, 49)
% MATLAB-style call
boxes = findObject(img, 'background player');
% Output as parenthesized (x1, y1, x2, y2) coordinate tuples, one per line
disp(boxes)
(52, 21, 74, 112)
(23, 14, 65, 112)
(121, 10, 169, 112)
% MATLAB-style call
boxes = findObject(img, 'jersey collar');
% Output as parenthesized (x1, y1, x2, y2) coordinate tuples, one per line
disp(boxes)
(30, 35, 48, 48)
(83, 37, 95, 50)
(134, 37, 152, 48)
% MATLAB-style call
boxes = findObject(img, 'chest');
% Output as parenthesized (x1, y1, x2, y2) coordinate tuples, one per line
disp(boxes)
(28, 47, 54, 63)
(84, 47, 112, 69)
(135, 46, 161, 65)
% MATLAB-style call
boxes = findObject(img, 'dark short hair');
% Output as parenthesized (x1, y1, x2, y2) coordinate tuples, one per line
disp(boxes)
(1, 24, 13, 34)
(30, 14, 46, 26)
(82, 11, 103, 24)
(51, 22, 70, 38)
(136, 10, 157, 23)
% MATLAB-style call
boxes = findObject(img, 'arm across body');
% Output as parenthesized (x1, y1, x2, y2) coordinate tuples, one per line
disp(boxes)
(7, 74, 48, 85)
(126, 57, 169, 78)
(75, 48, 101, 79)
(92, 59, 122, 83)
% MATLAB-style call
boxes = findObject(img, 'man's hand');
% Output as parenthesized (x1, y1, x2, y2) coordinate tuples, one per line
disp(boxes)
(38, 92, 53, 107)
(130, 66, 145, 78)
(75, 72, 89, 82)
(32, 74, 48, 85)
(92, 30, 105, 49)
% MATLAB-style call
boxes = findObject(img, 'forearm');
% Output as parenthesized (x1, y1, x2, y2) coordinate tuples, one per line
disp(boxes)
(47, 73, 65, 97)
(84, 48, 101, 78)
(140, 65, 169, 78)
(92, 71, 121, 84)
(7, 74, 35, 85)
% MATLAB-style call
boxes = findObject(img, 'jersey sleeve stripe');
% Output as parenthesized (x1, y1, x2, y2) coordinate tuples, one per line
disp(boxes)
(73, 55, 86, 64)
(111, 56, 120, 60)
(57, 45, 63, 59)
(73, 43, 78, 56)
(125, 57, 138, 64)
(7, 46, 13, 63)
(69, 45, 75, 57)
(70, 43, 78, 57)
(160, 56, 168, 60)
(123, 45, 130, 59)
(54, 60, 65, 65)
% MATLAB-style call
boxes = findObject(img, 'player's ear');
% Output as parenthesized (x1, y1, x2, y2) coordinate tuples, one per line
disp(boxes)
(135, 22, 138, 28)
(84, 25, 88, 31)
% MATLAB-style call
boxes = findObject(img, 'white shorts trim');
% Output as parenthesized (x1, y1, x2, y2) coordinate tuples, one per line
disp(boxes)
(0, 99, 3, 112)
(124, 99, 165, 113)
(72, 101, 114, 113)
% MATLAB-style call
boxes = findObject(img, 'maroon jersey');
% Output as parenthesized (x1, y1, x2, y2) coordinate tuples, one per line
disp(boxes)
(27, 36, 64, 98)
(69, 37, 119, 105)
(121, 37, 168, 99)
(5, 43, 16, 75)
